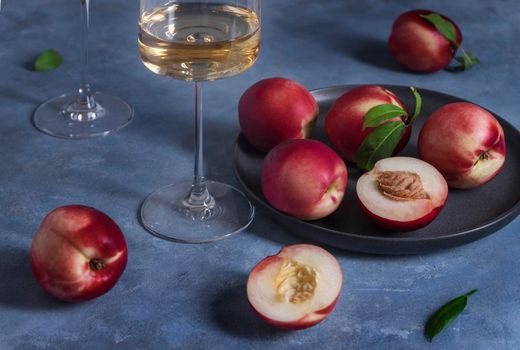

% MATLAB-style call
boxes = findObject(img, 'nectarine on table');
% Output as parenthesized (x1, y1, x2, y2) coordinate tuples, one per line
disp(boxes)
(31, 205, 128, 302)
(389, 10, 462, 72)
(247, 244, 343, 329)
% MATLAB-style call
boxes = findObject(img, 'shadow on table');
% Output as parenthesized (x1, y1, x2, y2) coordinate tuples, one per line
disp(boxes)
(0, 246, 78, 310)
(270, 4, 407, 74)
(348, 34, 406, 73)
(211, 273, 290, 340)
(244, 211, 444, 261)
(246, 214, 304, 246)
(0, 85, 42, 106)
(22, 57, 38, 72)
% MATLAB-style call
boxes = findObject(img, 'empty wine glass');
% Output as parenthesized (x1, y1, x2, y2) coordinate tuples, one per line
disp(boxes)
(33, 0, 133, 138)
(138, 0, 260, 242)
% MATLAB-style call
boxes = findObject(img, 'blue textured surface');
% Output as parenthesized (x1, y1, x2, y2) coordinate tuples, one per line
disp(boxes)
(0, 0, 519, 349)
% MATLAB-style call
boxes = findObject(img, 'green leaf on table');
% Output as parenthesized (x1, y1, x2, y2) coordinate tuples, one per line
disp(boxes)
(363, 104, 407, 129)
(425, 289, 478, 342)
(455, 50, 480, 70)
(355, 121, 405, 170)
(408, 86, 423, 124)
(34, 49, 62, 72)
(420, 13, 457, 44)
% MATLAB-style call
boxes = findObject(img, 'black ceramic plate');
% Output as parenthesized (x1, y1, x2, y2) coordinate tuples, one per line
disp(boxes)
(234, 85, 520, 255)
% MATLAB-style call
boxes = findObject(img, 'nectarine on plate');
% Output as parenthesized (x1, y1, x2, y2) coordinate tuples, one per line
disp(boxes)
(234, 85, 520, 254)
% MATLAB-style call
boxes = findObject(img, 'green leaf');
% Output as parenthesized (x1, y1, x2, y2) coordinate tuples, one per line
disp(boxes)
(425, 289, 478, 342)
(421, 12, 479, 73)
(34, 49, 62, 72)
(355, 121, 405, 170)
(408, 86, 422, 124)
(363, 104, 407, 129)
(455, 50, 480, 70)
(420, 13, 457, 44)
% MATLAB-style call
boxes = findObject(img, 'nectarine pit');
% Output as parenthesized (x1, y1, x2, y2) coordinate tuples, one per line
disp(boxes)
(377, 171, 429, 201)
(89, 258, 107, 271)
(275, 259, 318, 304)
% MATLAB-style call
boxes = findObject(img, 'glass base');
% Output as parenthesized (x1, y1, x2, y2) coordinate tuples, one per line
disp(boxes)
(140, 181, 255, 243)
(33, 92, 133, 138)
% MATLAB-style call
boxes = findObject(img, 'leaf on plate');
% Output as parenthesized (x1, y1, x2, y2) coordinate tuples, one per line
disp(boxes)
(363, 104, 407, 129)
(356, 121, 405, 170)
(408, 86, 423, 124)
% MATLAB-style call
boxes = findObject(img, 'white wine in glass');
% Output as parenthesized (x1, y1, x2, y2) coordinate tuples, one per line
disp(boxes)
(138, 0, 260, 243)
(139, 3, 260, 81)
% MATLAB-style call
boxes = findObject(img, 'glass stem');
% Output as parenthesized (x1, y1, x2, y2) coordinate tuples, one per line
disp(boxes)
(184, 82, 214, 210)
(78, 0, 95, 109)
(193, 81, 205, 190)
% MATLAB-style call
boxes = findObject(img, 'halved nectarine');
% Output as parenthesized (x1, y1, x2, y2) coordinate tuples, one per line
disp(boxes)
(356, 157, 448, 231)
(247, 244, 343, 330)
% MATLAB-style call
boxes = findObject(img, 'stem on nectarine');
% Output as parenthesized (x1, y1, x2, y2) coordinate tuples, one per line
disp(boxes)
(474, 151, 489, 166)
(89, 258, 106, 271)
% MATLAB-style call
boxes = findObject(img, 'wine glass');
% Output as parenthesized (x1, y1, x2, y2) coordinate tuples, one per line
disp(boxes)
(33, 0, 133, 138)
(138, 0, 260, 242)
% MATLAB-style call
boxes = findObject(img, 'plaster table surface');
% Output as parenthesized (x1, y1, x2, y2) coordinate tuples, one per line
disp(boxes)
(0, 0, 519, 349)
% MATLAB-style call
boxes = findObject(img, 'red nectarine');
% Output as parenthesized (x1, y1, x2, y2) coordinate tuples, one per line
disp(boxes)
(261, 139, 348, 220)
(388, 9, 462, 72)
(31, 205, 128, 302)
(239, 77, 319, 152)
(418, 102, 506, 189)
(325, 85, 411, 164)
